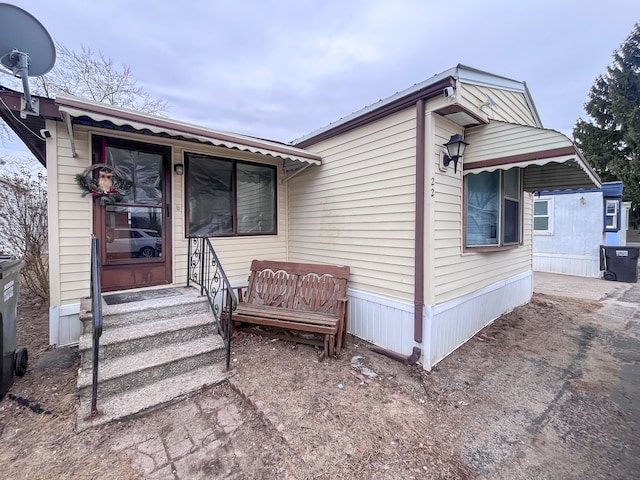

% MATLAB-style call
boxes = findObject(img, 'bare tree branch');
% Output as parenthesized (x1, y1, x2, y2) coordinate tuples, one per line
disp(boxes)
(0, 167, 49, 299)
(32, 42, 169, 115)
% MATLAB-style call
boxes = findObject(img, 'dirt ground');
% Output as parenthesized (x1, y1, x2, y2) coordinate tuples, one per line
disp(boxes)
(1, 284, 639, 479)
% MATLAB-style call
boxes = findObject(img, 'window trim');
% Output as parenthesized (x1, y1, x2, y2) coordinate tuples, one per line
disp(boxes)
(184, 152, 278, 237)
(533, 196, 553, 235)
(604, 199, 619, 231)
(463, 168, 523, 251)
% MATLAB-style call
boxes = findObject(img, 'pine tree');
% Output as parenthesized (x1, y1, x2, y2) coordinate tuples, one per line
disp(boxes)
(574, 22, 640, 227)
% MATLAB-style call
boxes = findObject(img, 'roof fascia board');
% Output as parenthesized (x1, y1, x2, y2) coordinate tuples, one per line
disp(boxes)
(0, 89, 57, 166)
(294, 77, 456, 148)
(522, 82, 543, 128)
(454, 64, 527, 92)
(0, 88, 59, 118)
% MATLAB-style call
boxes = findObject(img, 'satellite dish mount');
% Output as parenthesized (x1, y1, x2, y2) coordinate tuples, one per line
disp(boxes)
(0, 3, 56, 118)
(4, 48, 38, 116)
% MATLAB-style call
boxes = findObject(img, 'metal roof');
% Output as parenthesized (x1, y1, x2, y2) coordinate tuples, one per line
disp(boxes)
(292, 64, 541, 146)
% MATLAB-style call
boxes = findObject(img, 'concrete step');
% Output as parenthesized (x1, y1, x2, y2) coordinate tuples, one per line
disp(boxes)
(76, 285, 231, 431)
(80, 287, 211, 334)
(76, 362, 230, 432)
(78, 312, 217, 369)
(77, 335, 226, 398)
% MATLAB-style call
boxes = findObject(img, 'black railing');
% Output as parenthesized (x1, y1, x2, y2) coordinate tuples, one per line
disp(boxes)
(89, 235, 103, 415)
(187, 237, 237, 369)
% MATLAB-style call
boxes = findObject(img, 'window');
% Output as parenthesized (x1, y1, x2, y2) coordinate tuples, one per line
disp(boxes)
(533, 197, 553, 234)
(465, 168, 521, 248)
(93, 135, 168, 264)
(185, 153, 276, 236)
(604, 199, 619, 230)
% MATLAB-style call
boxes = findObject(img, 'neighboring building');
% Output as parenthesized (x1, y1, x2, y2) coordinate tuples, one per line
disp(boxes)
(0, 65, 600, 369)
(533, 181, 629, 278)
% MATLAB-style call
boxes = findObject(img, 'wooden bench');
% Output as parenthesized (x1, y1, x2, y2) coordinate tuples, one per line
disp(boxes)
(233, 260, 350, 358)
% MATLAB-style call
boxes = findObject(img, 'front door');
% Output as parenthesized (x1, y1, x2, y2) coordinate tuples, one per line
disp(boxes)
(92, 136, 172, 291)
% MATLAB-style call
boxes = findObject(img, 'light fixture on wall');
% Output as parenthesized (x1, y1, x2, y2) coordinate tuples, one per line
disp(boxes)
(442, 134, 469, 174)
(174, 164, 184, 175)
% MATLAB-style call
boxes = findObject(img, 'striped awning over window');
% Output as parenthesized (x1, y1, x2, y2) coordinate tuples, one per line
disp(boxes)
(463, 121, 601, 192)
(56, 95, 321, 171)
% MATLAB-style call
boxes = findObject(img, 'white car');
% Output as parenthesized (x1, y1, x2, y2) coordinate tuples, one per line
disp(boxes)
(107, 228, 162, 258)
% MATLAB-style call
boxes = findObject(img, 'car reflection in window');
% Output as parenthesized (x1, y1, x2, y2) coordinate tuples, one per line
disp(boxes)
(106, 228, 162, 259)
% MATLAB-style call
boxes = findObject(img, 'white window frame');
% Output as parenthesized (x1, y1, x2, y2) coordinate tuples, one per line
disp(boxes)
(604, 199, 618, 231)
(533, 197, 553, 235)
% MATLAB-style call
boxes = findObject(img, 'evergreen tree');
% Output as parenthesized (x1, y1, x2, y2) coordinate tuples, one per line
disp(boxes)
(574, 22, 640, 227)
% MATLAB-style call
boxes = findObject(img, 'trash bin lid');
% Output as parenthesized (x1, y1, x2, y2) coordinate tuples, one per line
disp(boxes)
(0, 256, 25, 278)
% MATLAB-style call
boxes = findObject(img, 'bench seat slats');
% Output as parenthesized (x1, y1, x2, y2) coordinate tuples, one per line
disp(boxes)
(235, 305, 338, 329)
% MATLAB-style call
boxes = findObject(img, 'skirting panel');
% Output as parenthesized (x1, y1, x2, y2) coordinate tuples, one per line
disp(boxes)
(347, 289, 415, 356)
(424, 271, 532, 371)
(533, 253, 600, 278)
(49, 303, 82, 346)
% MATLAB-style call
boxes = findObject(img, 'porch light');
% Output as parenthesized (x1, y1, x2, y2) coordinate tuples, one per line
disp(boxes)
(442, 134, 469, 174)
(174, 163, 184, 175)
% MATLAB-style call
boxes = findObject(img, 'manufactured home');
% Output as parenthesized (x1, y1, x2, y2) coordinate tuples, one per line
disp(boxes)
(1, 65, 601, 371)
(533, 181, 630, 278)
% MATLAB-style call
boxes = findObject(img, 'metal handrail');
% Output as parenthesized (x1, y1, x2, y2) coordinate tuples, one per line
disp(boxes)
(186, 237, 237, 369)
(89, 235, 103, 415)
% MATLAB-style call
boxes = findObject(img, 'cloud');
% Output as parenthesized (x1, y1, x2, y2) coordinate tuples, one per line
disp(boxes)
(4, 0, 640, 145)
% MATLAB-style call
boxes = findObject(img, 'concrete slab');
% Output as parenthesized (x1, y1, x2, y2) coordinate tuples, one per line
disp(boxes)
(103, 287, 185, 306)
(533, 271, 632, 301)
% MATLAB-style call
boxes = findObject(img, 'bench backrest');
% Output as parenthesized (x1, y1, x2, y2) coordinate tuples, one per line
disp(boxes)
(245, 260, 350, 316)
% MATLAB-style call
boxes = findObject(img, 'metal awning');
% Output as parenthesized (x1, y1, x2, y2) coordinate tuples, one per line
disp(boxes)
(55, 95, 321, 170)
(463, 121, 601, 191)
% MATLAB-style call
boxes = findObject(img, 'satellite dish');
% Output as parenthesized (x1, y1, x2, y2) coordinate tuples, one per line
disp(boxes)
(0, 3, 56, 117)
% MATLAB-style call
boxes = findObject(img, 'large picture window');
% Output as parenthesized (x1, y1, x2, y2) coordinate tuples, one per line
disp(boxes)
(465, 168, 521, 248)
(186, 153, 276, 236)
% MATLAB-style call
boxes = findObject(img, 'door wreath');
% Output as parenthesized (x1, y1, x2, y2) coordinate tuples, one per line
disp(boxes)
(75, 164, 132, 205)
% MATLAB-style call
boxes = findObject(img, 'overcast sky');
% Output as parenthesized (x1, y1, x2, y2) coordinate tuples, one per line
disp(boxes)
(1, 0, 639, 166)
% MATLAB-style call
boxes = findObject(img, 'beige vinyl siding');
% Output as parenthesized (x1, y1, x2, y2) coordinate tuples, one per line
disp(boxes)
(288, 108, 417, 301)
(458, 83, 538, 127)
(464, 122, 571, 164)
(172, 146, 188, 283)
(430, 116, 532, 305)
(49, 123, 93, 306)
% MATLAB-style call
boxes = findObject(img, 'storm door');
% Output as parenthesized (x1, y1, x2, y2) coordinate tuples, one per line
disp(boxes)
(92, 136, 172, 291)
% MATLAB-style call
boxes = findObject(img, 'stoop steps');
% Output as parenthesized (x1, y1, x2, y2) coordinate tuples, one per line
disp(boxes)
(76, 286, 230, 431)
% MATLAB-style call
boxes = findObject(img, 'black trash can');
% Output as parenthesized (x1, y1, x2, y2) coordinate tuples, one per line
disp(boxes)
(600, 246, 640, 283)
(1, 256, 28, 401)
